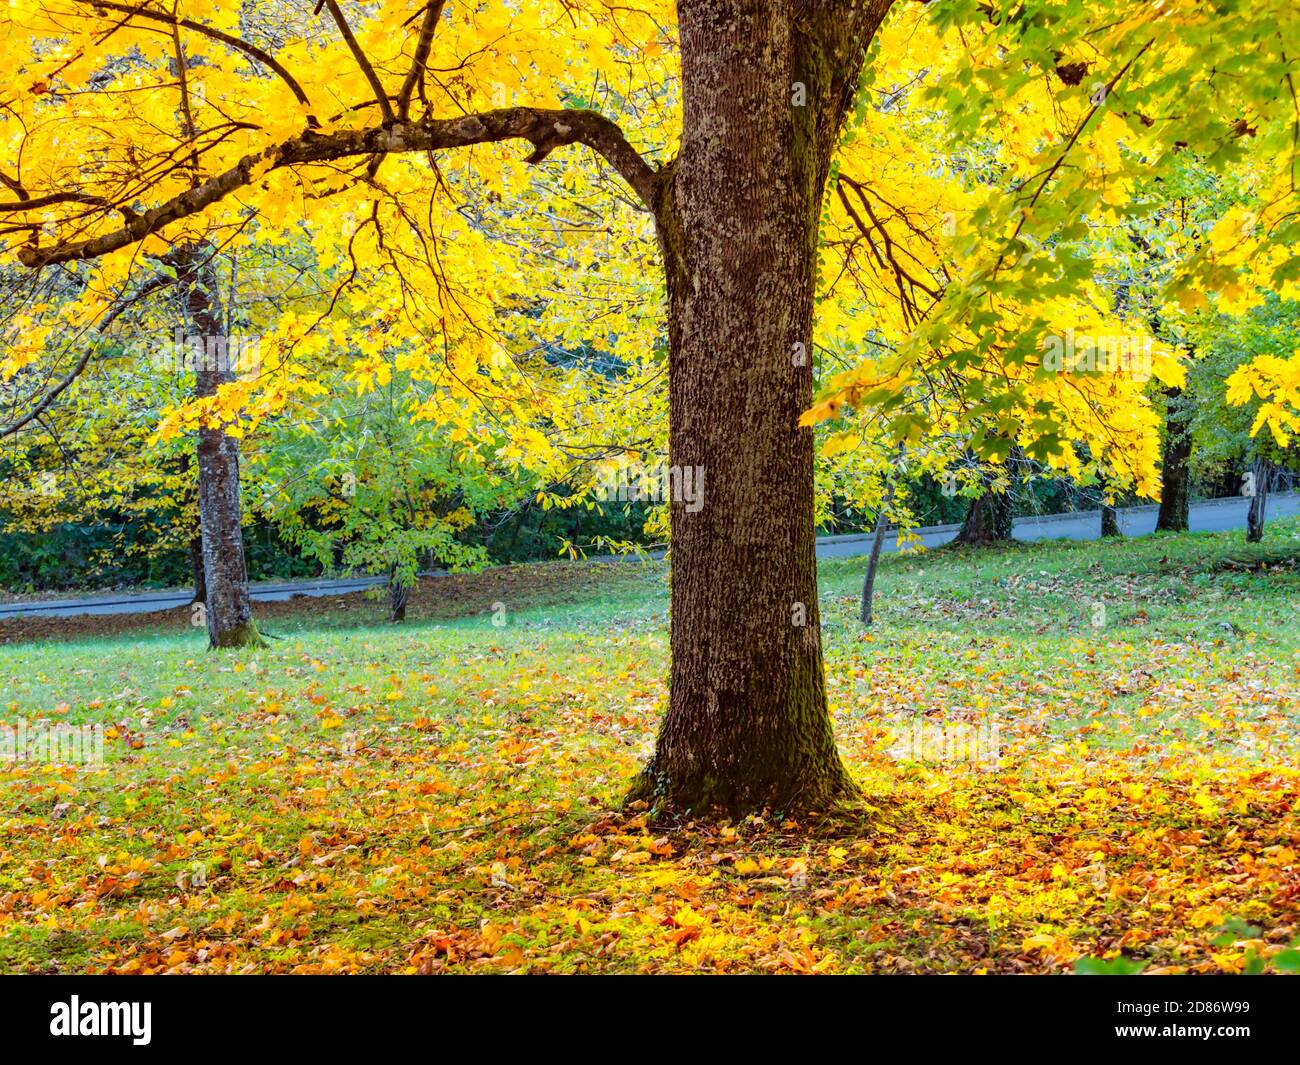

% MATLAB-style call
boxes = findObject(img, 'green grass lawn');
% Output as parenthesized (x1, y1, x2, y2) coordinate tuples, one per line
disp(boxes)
(1, 520, 1298, 973)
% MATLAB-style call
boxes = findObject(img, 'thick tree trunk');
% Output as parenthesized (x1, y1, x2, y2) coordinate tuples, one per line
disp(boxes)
(1100, 502, 1121, 538)
(1156, 385, 1191, 532)
(630, 1, 888, 816)
(1246, 458, 1272, 544)
(172, 245, 263, 649)
(953, 488, 1014, 546)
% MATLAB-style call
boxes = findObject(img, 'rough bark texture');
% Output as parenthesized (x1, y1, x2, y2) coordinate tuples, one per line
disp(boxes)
(1156, 385, 1191, 533)
(172, 245, 264, 649)
(953, 488, 1015, 546)
(1246, 458, 1272, 544)
(629, 0, 890, 816)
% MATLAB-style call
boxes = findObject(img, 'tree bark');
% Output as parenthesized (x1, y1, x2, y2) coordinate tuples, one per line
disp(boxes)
(172, 244, 264, 649)
(1099, 475, 1121, 538)
(859, 502, 890, 627)
(953, 488, 1014, 546)
(1100, 502, 1121, 538)
(1156, 385, 1191, 532)
(189, 530, 207, 604)
(630, 1, 889, 816)
(1246, 457, 1272, 544)
(389, 566, 411, 622)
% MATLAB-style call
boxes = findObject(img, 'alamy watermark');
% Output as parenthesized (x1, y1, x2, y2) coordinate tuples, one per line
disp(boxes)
(1, 720, 105, 764)
(50, 997, 151, 1045)
(883, 713, 1001, 769)
(1040, 330, 1153, 379)
(124, 327, 263, 374)
(595, 463, 706, 513)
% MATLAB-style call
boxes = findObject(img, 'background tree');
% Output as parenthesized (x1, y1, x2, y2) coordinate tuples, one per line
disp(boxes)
(1185, 295, 1300, 543)
(253, 369, 527, 621)
(1154, 385, 1193, 532)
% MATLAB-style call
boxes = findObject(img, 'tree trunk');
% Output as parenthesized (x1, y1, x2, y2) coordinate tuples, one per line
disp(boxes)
(1213, 466, 1238, 501)
(389, 566, 410, 622)
(1099, 474, 1121, 538)
(1156, 385, 1191, 532)
(1246, 458, 1272, 544)
(630, 1, 888, 816)
(189, 530, 207, 605)
(859, 502, 890, 627)
(953, 488, 1014, 546)
(1100, 502, 1121, 538)
(172, 244, 264, 649)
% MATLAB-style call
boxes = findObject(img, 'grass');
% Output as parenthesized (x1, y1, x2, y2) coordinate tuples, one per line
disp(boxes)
(1, 520, 1298, 973)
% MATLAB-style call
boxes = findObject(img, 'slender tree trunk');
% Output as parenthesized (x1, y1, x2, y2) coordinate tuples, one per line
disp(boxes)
(1099, 477, 1121, 538)
(1214, 466, 1237, 500)
(1156, 385, 1191, 532)
(630, 0, 889, 816)
(171, 244, 263, 649)
(389, 565, 410, 622)
(859, 501, 890, 627)
(1246, 458, 1272, 544)
(953, 488, 1014, 546)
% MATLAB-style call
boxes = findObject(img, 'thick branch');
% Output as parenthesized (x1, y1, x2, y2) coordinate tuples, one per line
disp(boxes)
(16, 108, 663, 268)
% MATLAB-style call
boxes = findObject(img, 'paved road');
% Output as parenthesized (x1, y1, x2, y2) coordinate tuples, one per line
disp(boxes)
(1, 492, 1294, 620)
(0, 576, 387, 620)
(816, 491, 1300, 558)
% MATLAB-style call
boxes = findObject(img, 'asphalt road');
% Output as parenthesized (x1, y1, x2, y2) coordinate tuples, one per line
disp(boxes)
(0, 576, 387, 620)
(816, 490, 1300, 558)
(1, 492, 1294, 620)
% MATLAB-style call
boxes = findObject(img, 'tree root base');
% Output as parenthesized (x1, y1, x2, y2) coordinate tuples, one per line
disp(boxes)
(626, 762, 860, 822)
(209, 621, 266, 650)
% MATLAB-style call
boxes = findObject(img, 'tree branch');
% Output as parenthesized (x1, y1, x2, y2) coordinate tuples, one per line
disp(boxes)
(323, 0, 395, 123)
(0, 275, 172, 438)
(72, 0, 314, 110)
(0, 191, 108, 213)
(16, 108, 663, 268)
(397, 0, 447, 119)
